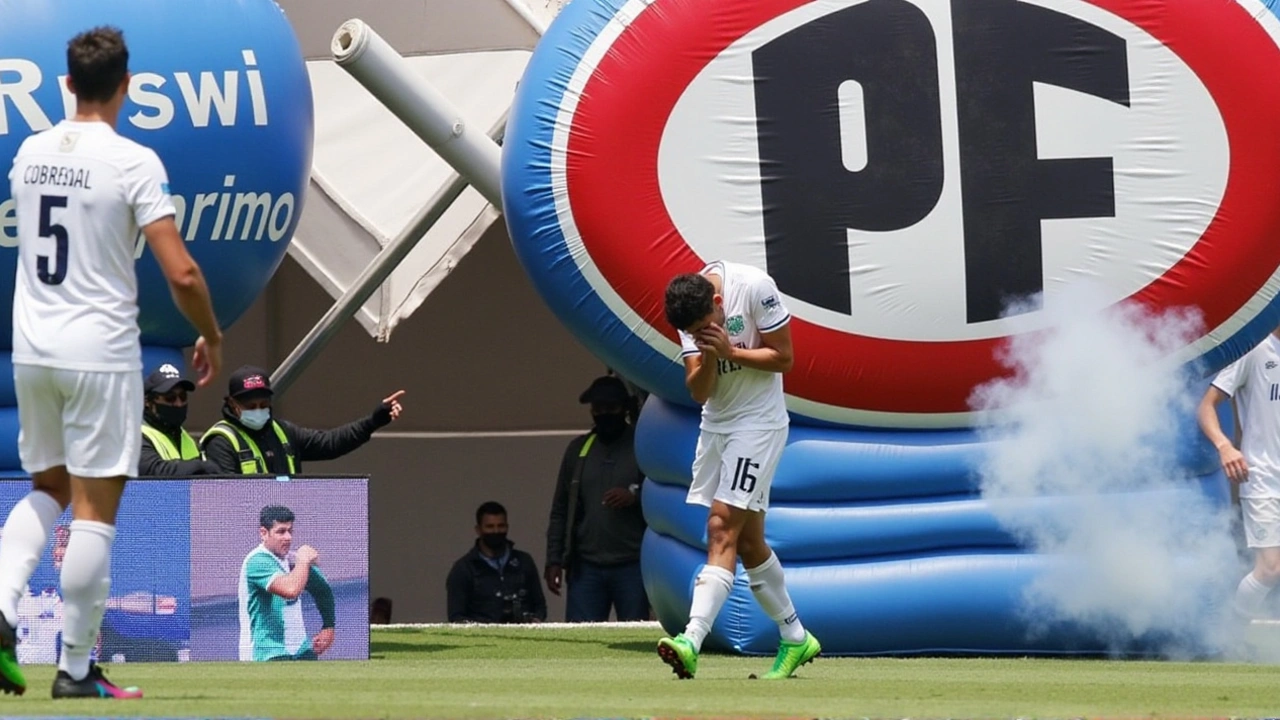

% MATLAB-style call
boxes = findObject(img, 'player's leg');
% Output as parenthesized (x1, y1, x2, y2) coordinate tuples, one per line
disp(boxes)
(734, 427, 819, 679)
(739, 511, 820, 679)
(739, 512, 802, 641)
(657, 498, 747, 678)
(0, 365, 72, 695)
(51, 369, 142, 700)
(1235, 498, 1280, 620)
(658, 431, 736, 677)
(689, 498, 749, 636)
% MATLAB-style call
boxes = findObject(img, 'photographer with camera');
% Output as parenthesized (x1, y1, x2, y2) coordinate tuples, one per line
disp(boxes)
(446, 502, 546, 624)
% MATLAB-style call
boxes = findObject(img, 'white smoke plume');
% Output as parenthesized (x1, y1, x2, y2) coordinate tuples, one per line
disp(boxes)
(969, 283, 1261, 660)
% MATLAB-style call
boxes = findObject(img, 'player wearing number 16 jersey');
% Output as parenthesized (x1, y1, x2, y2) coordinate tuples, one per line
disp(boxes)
(656, 261, 820, 680)
(0, 26, 222, 699)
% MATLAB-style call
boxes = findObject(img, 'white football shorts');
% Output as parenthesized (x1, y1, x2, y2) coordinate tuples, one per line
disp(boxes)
(687, 427, 788, 512)
(15, 364, 142, 478)
(1242, 497, 1280, 548)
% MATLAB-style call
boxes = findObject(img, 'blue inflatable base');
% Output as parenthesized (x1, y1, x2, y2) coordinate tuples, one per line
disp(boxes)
(642, 530, 1225, 658)
(638, 396, 1234, 657)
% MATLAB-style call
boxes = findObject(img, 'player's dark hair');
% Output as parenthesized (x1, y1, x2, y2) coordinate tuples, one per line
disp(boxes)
(476, 501, 506, 526)
(260, 504, 295, 529)
(664, 273, 715, 332)
(67, 26, 129, 104)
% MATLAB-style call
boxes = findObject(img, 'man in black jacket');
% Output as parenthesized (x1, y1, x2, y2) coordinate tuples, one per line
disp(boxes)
(199, 365, 405, 475)
(139, 363, 222, 477)
(446, 501, 547, 623)
(544, 376, 649, 621)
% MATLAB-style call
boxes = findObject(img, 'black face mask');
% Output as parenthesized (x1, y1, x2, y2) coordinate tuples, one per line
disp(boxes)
(152, 403, 188, 430)
(593, 412, 628, 442)
(480, 533, 508, 551)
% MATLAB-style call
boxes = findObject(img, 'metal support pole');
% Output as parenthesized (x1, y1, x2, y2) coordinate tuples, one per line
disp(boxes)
(330, 19, 504, 207)
(270, 115, 505, 396)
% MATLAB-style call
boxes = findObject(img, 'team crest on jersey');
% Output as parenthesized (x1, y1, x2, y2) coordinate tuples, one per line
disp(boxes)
(725, 315, 745, 335)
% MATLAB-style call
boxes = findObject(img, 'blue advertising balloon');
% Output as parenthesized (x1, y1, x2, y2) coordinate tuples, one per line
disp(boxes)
(0, 0, 313, 348)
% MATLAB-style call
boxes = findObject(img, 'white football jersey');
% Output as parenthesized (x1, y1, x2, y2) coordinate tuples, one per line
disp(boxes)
(8, 120, 175, 372)
(1211, 333, 1280, 498)
(679, 260, 791, 432)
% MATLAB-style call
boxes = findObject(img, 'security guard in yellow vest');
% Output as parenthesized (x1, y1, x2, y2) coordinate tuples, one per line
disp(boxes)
(139, 363, 222, 477)
(200, 365, 405, 475)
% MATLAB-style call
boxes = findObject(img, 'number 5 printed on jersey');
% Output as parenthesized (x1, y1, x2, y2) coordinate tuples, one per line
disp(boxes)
(37, 194, 69, 286)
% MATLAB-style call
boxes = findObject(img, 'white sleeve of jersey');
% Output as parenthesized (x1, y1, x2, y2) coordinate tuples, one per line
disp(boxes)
(678, 329, 700, 358)
(1212, 354, 1249, 398)
(122, 148, 177, 229)
(751, 273, 791, 333)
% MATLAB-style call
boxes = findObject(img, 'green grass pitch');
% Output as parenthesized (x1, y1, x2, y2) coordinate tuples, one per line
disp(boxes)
(4, 624, 1280, 718)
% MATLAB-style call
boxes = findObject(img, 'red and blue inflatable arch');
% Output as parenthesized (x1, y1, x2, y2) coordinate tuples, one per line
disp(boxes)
(502, 0, 1280, 655)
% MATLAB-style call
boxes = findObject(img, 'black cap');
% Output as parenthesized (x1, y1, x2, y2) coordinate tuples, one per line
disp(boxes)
(228, 365, 273, 399)
(579, 376, 630, 405)
(145, 363, 195, 395)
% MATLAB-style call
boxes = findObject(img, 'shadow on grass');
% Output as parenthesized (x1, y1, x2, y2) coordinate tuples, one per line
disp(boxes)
(411, 630, 662, 655)
(608, 640, 661, 654)
(371, 640, 459, 654)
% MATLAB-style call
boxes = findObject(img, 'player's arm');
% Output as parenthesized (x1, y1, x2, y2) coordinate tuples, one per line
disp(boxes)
(1197, 385, 1233, 449)
(726, 322, 793, 374)
(684, 353, 718, 405)
(725, 277, 795, 374)
(265, 559, 312, 601)
(1198, 384, 1248, 483)
(145, 219, 221, 340)
(305, 567, 336, 630)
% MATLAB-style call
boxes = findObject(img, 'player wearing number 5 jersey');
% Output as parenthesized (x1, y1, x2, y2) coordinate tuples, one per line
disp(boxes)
(0, 27, 222, 699)
(656, 261, 820, 680)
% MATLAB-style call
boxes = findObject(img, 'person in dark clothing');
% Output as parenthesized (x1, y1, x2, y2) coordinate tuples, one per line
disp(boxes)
(199, 365, 405, 475)
(139, 363, 223, 477)
(544, 376, 650, 622)
(447, 502, 547, 624)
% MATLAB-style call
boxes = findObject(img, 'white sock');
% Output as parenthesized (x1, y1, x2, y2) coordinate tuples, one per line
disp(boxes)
(1234, 572, 1275, 619)
(0, 490, 63, 627)
(58, 520, 115, 681)
(683, 565, 734, 651)
(746, 551, 806, 643)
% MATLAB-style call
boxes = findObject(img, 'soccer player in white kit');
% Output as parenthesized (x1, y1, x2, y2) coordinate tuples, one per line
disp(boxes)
(0, 27, 222, 699)
(656, 261, 820, 679)
(1198, 326, 1280, 623)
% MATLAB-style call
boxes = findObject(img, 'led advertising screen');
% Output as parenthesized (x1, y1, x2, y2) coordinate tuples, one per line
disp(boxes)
(0, 476, 368, 664)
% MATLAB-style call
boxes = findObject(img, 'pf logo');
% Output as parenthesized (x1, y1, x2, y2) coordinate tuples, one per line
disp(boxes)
(501, 0, 1280, 429)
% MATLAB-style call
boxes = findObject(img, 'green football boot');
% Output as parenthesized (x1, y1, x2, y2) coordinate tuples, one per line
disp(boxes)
(657, 634, 698, 679)
(759, 631, 821, 679)
(0, 616, 25, 696)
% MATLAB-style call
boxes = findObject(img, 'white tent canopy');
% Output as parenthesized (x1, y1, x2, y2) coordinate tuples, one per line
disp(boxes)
(278, 0, 561, 340)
